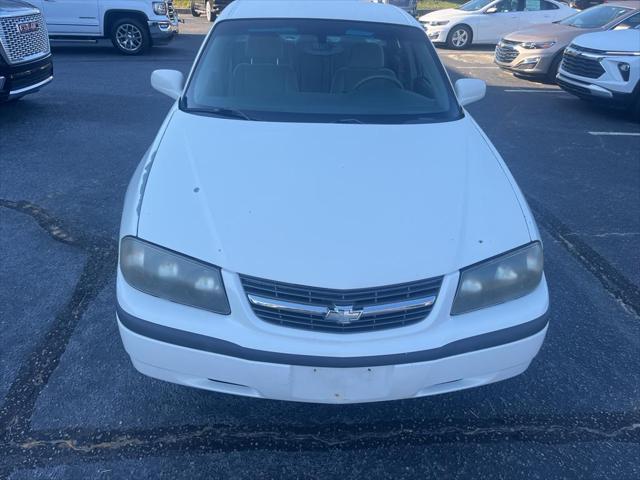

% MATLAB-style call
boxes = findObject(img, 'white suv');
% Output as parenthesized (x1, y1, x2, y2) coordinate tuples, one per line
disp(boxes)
(30, 0, 179, 54)
(116, 0, 549, 404)
(557, 26, 640, 117)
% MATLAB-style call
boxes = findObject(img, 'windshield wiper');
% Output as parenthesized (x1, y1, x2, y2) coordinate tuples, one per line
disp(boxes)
(186, 107, 254, 121)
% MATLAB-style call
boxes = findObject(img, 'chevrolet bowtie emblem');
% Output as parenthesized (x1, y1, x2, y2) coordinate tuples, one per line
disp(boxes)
(325, 305, 362, 325)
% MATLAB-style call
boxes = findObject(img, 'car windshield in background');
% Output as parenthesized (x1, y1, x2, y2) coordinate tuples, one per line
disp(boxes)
(183, 19, 461, 124)
(458, 0, 494, 11)
(559, 5, 632, 29)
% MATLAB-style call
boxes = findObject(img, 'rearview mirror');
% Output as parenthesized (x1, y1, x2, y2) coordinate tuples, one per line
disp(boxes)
(485, 6, 498, 13)
(455, 78, 486, 107)
(151, 69, 185, 100)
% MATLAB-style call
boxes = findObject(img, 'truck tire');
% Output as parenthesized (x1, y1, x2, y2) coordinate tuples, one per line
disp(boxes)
(110, 17, 150, 55)
(191, 1, 201, 17)
(205, 1, 216, 22)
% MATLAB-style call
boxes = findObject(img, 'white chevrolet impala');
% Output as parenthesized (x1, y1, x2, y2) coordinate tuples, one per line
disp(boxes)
(117, 0, 549, 403)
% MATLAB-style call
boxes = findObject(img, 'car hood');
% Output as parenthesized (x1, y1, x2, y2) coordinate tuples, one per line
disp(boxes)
(419, 8, 470, 22)
(138, 111, 531, 289)
(572, 29, 640, 52)
(0, 0, 39, 13)
(504, 23, 594, 43)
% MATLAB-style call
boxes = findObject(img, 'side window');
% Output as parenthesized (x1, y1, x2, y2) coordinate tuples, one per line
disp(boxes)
(495, 0, 519, 12)
(541, 0, 559, 10)
(613, 12, 640, 30)
(524, 0, 542, 12)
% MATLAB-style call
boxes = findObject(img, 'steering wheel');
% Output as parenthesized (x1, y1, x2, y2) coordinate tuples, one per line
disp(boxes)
(352, 75, 403, 91)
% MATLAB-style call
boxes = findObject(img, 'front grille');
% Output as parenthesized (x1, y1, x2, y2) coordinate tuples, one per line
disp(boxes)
(241, 275, 443, 333)
(167, 1, 177, 21)
(0, 13, 50, 65)
(562, 49, 605, 79)
(9, 60, 52, 90)
(495, 43, 518, 64)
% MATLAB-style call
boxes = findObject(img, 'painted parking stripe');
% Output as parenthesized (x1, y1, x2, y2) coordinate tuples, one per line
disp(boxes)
(503, 89, 565, 93)
(588, 131, 640, 137)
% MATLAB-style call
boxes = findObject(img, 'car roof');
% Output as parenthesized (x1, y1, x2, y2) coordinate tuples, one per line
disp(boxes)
(219, 0, 418, 26)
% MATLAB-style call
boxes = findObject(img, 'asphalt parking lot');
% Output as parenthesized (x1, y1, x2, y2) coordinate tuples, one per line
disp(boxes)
(1, 16, 639, 479)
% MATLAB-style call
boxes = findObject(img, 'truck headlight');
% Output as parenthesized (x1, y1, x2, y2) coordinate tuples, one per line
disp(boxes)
(120, 236, 230, 314)
(451, 242, 543, 315)
(521, 41, 555, 49)
(153, 2, 168, 15)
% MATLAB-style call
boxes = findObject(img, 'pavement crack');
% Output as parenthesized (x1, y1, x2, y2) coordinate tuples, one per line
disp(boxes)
(527, 196, 640, 318)
(0, 200, 117, 441)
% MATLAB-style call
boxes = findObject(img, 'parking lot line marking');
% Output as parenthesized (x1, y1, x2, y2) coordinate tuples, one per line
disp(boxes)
(503, 89, 564, 93)
(588, 131, 640, 137)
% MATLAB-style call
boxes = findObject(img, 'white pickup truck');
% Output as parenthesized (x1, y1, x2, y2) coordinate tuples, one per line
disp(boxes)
(30, 0, 179, 54)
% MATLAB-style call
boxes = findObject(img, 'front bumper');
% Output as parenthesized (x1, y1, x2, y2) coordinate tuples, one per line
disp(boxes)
(0, 54, 53, 101)
(495, 48, 559, 77)
(116, 269, 549, 403)
(148, 17, 179, 45)
(424, 25, 450, 44)
(557, 72, 637, 107)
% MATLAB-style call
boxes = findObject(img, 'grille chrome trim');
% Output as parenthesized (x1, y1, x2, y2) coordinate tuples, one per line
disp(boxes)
(0, 12, 50, 65)
(241, 275, 443, 333)
(248, 293, 437, 317)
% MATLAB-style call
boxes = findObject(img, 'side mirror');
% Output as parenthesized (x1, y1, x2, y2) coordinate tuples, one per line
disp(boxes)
(455, 78, 486, 106)
(151, 69, 185, 100)
(485, 6, 498, 13)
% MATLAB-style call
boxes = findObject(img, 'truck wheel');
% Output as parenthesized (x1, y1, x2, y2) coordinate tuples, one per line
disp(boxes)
(110, 18, 150, 55)
(205, 1, 216, 22)
(191, 1, 201, 17)
(446, 25, 472, 50)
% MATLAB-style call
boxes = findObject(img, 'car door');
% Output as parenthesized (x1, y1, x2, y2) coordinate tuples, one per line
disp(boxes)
(475, 0, 523, 43)
(35, 0, 100, 35)
(520, 0, 562, 28)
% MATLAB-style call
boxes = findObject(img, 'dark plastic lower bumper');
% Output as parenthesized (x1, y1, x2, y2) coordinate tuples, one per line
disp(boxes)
(0, 54, 53, 101)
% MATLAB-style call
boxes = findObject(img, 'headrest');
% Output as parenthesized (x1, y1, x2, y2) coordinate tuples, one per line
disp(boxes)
(246, 35, 284, 63)
(348, 42, 385, 68)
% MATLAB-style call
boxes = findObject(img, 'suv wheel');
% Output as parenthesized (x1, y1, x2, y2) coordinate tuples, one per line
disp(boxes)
(446, 25, 472, 50)
(191, 1, 201, 17)
(110, 18, 150, 55)
(205, 1, 216, 22)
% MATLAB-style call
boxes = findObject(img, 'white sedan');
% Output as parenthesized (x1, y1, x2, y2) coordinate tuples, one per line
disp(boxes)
(420, 0, 576, 49)
(116, 0, 549, 404)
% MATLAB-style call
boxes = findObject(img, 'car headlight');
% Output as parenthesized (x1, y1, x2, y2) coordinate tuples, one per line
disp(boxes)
(451, 242, 543, 315)
(120, 236, 230, 314)
(521, 41, 556, 50)
(429, 20, 450, 26)
(152, 1, 168, 15)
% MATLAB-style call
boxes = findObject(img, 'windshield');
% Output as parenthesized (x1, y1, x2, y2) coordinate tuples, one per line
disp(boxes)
(458, 0, 495, 11)
(183, 19, 461, 124)
(559, 5, 632, 28)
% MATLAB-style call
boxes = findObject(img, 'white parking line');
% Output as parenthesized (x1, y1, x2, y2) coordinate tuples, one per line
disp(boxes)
(503, 89, 564, 93)
(588, 131, 640, 137)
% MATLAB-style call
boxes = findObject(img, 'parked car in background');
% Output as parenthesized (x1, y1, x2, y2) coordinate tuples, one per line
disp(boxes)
(0, 0, 52, 102)
(569, 0, 604, 10)
(420, 0, 576, 49)
(496, 1, 640, 81)
(557, 27, 640, 117)
(31, 0, 179, 55)
(372, 0, 419, 16)
(190, 0, 233, 22)
(117, 0, 549, 404)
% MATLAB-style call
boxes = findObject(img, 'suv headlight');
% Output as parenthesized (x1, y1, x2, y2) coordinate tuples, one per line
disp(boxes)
(152, 1, 168, 15)
(521, 41, 555, 50)
(451, 242, 543, 315)
(120, 236, 230, 314)
(429, 20, 450, 26)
